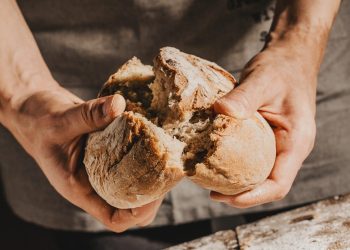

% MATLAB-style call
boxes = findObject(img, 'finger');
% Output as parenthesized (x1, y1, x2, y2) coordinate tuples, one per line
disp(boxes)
(210, 113, 315, 208)
(137, 212, 156, 228)
(63, 94, 126, 137)
(75, 191, 161, 233)
(210, 149, 302, 208)
(73, 190, 123, 232)
(65, 163, 142, 233)
(137, 198, 163, 227)
(214, 73, 269, 119)
(111, 199, 162, 232)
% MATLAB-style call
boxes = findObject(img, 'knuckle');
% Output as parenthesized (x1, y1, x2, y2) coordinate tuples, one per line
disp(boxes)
(307, 121, 317, 149)
(230, 88, 253, 113)
(67, 173, 78, 188)
(291, 118, 316, 152)
(80, 102, 96, 130)
(66, 174, 84, 194)
(303, 120, 316, 142)
(65, 170, 92, 196)
(274, 184, 290, 201)
(40, 112, 66, 139)
(243, 53, 267, 72)
(274, 192, 286, 201)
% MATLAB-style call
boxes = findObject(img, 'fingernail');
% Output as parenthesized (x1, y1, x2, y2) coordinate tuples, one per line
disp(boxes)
(103, 94, 126, 118)
(216, 98, 245, 119)
(131, 208, 138, 217)
(102, 96, 114, 118)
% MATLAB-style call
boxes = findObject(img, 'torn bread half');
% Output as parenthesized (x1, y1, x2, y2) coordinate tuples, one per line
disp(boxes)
(84, 112, 185, 209)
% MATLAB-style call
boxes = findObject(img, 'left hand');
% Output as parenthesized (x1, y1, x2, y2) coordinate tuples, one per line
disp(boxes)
(211, 43, 317, 208)
(7, 83, 163, 232)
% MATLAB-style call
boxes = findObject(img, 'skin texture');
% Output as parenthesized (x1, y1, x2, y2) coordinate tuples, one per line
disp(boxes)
(0, 0, 162, 232)
(212, 0, 341, 208)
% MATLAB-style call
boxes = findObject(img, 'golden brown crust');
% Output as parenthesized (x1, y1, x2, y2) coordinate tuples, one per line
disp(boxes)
(84, 112, 185, 208)
(99, 57, 154, 98)
(189, 113, 276, 195)
(98, 57, 155, 114)
(151, 47, 236, 122)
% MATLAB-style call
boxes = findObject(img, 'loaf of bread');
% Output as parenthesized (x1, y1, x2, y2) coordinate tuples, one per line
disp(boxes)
(84, 47, 276, 209)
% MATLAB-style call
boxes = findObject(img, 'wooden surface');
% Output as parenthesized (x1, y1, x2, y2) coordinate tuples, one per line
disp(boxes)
(166, 230, 238, 250)
(167, 194, 350, 250)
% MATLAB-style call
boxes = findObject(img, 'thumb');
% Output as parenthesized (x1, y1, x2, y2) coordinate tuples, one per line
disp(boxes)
(214, 79, 264, 119)
(64, 94, 126, 137)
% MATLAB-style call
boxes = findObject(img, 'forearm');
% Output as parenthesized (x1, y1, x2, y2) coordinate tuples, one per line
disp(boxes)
(0, 0, 58, 125)
(265, 0, 341, 76)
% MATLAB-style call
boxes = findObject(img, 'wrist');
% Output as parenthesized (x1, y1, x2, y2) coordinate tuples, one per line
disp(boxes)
(264, 25, 327, 78)
(264, 0, 340, 76)
(0, 71, 60, 126)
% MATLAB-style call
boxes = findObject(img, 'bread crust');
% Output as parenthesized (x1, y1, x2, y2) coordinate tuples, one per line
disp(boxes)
(189, 113, 276, 195)
(84, 112, 185, 208)
(99, 57, 154, 98)
(152, 47, 236, 122)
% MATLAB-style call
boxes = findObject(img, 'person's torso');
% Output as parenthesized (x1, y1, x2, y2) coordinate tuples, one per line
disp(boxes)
(1, 0, 349, 231)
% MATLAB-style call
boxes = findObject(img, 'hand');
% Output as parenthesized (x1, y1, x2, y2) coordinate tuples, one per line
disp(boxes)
(209, 0, 340, 208)
(9, 82, 162, 232)
(211, 44, 317, 208)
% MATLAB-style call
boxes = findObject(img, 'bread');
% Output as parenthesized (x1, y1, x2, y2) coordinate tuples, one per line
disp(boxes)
(84, 47, 276, 208)
(84, 112, 185, 208)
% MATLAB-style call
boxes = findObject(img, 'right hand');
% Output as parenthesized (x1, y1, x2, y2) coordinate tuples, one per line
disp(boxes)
(211, 43, 317, 208)
(7, 82, 162, 232)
